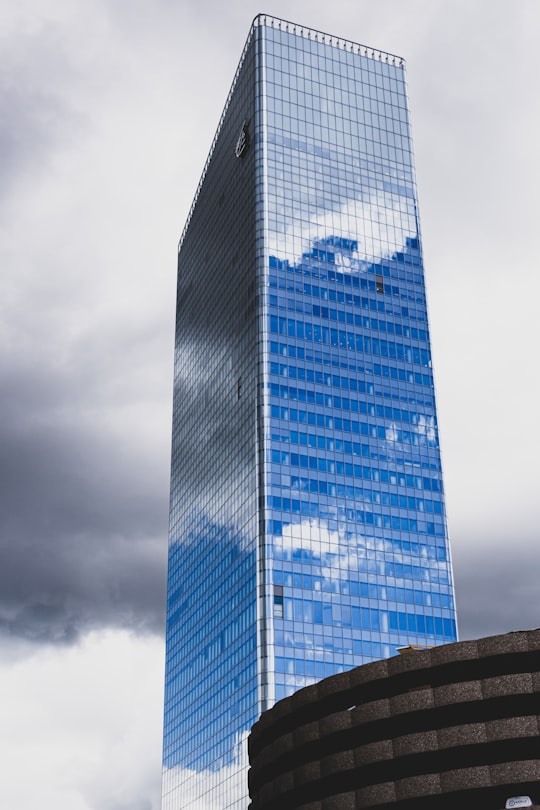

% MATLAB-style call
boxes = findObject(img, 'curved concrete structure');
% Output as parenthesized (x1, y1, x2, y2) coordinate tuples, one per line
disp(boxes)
(248, 630, 540, 809)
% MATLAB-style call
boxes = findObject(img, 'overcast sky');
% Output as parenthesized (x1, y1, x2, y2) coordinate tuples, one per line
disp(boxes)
(1, 1, 538, 808)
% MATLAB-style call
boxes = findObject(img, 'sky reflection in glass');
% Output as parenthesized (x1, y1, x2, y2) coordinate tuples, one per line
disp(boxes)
(163, 16, 457, 810)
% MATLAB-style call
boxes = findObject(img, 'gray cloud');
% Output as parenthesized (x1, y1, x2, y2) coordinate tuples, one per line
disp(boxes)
(0, 83, 65, 201)
(454, 531, 540, 640)
(0, 1, 179, 646)
(0, 242, 173, 643)
(96, 801, 152, 810)
(0, 361, 169, 643)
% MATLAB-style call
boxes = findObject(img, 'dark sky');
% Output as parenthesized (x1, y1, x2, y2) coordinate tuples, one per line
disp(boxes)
(1, 1, 538, 808)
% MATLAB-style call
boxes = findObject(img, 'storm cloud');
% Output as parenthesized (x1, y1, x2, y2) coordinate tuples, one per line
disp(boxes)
(0, 296, 170, 642)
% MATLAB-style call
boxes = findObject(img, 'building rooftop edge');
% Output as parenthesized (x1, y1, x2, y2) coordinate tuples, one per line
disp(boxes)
(177, 15, 405, 253)
(252, 13, 405, 66)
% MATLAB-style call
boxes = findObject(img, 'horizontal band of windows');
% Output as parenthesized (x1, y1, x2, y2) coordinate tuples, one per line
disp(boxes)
(267, 233, 421, 289)
(269, 405, 442, 475)
(269, 381, 436, 431)
(276, 597, 457, 641)
(270, 276, 390, 312)
(270, 343, 434, 390)
(274, 478, 444, 514)
(269, 297, 428, 342)
(268, 266, 426, 310)
(268, 504, 446, 539)
(265, 87, 410, 127)
(271, 405, 443, 480)
(269, 361, 435, 411)
(271, 543, 451, 589)
(265, 128, 414, 175)
(283, 428, 403, 458)
(268, 511, 447, 564)
(271, 403, 437, 448)
(267, 509, 448, 568)
(272, 542, 451, 587)
(269, 254, 425, 292)
(273, 569, 454, 610)
(279, 429, 440, 474)
(275, 642, 387, 678)
(270, 315, 431, 366)
(270, 278, 427, 326)
(270, 265, 400, 296)
(267, 445, 440, 486)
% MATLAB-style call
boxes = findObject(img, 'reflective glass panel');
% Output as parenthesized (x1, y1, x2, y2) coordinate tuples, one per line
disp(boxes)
(163, 16, 457, 810)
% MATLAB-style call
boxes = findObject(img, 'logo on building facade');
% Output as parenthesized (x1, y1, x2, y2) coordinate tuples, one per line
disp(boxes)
(235, 120, 249, 158)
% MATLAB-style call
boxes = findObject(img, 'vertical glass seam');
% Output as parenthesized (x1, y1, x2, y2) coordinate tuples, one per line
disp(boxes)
(254, 20, 274, 714)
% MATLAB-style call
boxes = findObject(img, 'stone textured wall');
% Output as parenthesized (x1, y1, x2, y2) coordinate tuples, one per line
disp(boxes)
(248, 630, 540, 809)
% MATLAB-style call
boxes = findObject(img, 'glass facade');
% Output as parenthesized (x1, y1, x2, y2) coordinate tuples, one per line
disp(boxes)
(163, 15, 457, 810)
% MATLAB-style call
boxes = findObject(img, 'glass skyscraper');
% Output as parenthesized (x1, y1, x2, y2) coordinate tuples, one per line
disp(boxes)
(162, 15, 457, 810)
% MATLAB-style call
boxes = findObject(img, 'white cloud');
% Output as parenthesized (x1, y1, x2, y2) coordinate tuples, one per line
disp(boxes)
(276, 517, 343, 557)
(268, 190, 417, 265)
(0, 631, 164, 810)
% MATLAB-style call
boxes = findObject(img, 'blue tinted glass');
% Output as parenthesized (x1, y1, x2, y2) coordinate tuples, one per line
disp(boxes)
(261, 26, 455, 711)
(163, 15, 457, 810)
